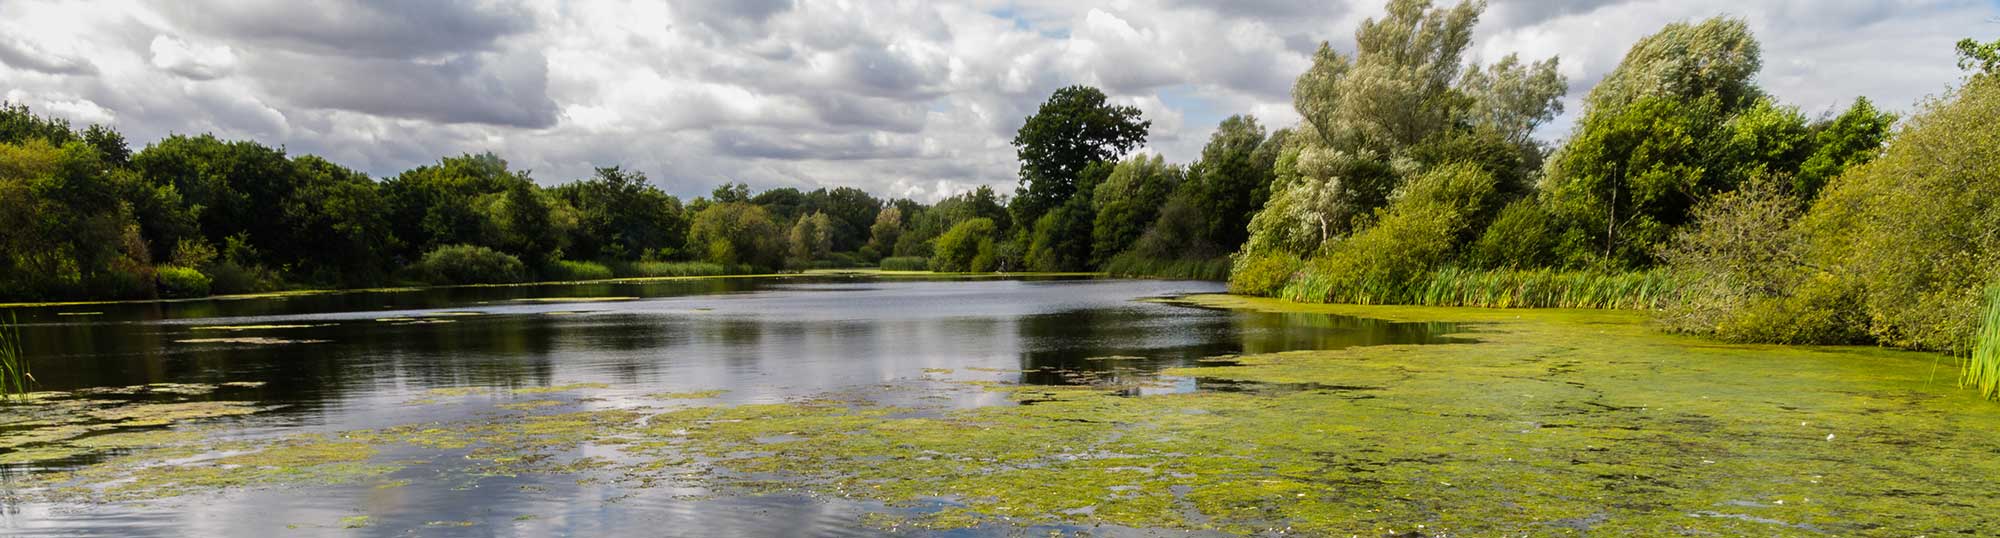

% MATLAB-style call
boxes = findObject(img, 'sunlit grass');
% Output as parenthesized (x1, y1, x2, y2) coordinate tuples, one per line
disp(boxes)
(1965, 285, 2000, 400)
(0, 311, 32, 400)
(1281, 267, 1680, 310)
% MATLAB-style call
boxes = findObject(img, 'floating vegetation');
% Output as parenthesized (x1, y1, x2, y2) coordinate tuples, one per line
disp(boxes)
(189, 324, 331, 331)
(511, 383, 610, 394)
(644, 390, 727, 400)
(1085, 355, 1147, 362)
(497, 399, 567, 411)
(10, 297, 2000, 535)
(508, 297, 639, 303)
(174, 337, 329, 345)
(53, 311, 100, 316)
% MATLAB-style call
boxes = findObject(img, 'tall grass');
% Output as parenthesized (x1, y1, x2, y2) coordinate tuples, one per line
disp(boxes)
(1103, 253, 1230, 281)
(1965, 285, 2000, 400)
(1281, 266, 1680, 310)
(879, 256, 930, 271)
(0, 311, 31, 400)
(543, 260, 615, 281)
(609, 261, 735, 278)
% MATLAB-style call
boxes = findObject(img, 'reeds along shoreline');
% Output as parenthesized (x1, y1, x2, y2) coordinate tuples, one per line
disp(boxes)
(1280, 267, 1680, 310)
(0, 311, 29, 399)
(1966, 286, 2000, 399)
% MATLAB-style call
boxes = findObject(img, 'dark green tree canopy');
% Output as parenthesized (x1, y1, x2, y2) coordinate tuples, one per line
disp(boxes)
(1011, 85, 1149, 223)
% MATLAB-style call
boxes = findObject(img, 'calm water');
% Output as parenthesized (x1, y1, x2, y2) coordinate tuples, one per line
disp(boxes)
(0, 275, 1458, 536)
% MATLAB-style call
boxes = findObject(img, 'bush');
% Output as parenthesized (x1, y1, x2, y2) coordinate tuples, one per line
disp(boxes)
(1228, 251, 1302, 296)
(544, 260, 613, 281)
(610, 260, 733, 278)
(932, 218, 998, 272)
(1283, 266, 1678, 309)
(879, 256, 929, 271)
(1469, 200, 1558, 269)
(1104, 252, 1229, 281)
(206, 261, 281, 295)
(409, 244, 527, 285)
(155, 265, 212, 298)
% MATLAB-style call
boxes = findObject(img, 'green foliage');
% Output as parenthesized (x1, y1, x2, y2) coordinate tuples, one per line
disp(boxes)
(787, 211, 834, 265)
(687, 202, 786, 271)
(1090, 154, 1180, 266)
(1793, 97, 1896, 200)
(1176, 116, 1274, 250)
(931, 218, 999, 272)
(409, 245, 528, 285)
(552, 167, 685, 262)
(1959, 37, 2000, 75)
(1469, 200, 1558, 269)
(1583, 17, 1763, 114)
(1542, 95, 1734, 268)
(868, 206, 904, 257)
(1281, 163, 1500, 301)
(1011, 85, 1150, 223)
(1791, 75, 2000, 352)
(0, 138, 152, 299)
(1103, 253, 1230, 281)
(1283, 266, 1678, 309)
(0, 311, 28, 400)
(154, 266, 212, 299)
(1243, 0, 1563, 261)
(1969, 286, 2000, 400)
(544, 260, 614, 282)
(1658, 181, 1868, 343)
(610, 261, 732, 278)
(1227, 251, 1303, 296)
(878, 256, 929, 271)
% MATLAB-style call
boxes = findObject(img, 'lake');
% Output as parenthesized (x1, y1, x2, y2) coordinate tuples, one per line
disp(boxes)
(0, 275, 1461, 536)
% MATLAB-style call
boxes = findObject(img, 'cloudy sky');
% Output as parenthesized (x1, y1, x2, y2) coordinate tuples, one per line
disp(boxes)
(1, 0, 1994, 201)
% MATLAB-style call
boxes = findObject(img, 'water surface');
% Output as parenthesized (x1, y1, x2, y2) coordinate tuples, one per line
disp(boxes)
(0, 275, 1457, 536)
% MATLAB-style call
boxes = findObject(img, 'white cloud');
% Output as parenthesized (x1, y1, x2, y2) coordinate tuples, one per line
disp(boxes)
(0, 0, 1991, 201)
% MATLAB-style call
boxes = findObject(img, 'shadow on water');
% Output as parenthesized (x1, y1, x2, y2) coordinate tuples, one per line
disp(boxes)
(0, 275, 1463, 536)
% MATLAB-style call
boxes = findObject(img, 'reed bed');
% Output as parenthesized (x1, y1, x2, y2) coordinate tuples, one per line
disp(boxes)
(0, 311, 30, 400)
(1965, 285, 2000, 400)
(609, 261, 734, 278)
(1280, 267, 1681, 310)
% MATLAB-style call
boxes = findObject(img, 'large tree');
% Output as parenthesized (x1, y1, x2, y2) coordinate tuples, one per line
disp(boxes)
(554, 167, 686, 261)
(1010, 85, 1149, 225)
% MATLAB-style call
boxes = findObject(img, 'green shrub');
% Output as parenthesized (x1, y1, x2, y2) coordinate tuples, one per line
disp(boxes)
(610, 261, 733, 278)
(1228, 251, 1302, 296)
(932, 218, 998, 272)
(880, 256, 929, 271)
(544, 260, 613, 281)
(409, 244, 527, 285)
(1104, 253, 1229, 281)
(1281, 266, 1678, 309)
(1966, 285, 2000, 400)
(155, 265, 212, 298)
(207, 261, 281, 295)
(1469, 200, 1558, 269)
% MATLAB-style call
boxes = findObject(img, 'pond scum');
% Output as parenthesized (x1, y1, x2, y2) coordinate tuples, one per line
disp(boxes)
(5, 296, 2000, 535)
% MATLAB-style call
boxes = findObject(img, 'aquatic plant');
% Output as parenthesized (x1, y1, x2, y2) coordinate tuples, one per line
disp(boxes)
(1281, 266, 1679, 310)
(0, 311, 32, 400)
(609, 261, 733, 278)
(1967, 285, 2000, 399)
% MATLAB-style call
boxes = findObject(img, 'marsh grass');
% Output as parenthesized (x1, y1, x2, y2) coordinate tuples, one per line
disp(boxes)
(1965, 285, 2000, 400)
(609, 261, 734, 278)
(0, 311, 32, 400)
(1281, 267, 1680, 310)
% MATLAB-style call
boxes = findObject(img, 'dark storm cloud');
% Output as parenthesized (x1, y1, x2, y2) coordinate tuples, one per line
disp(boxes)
(0, 36, 97, 75)
(160, 0, 532, 59)
(253, 49, 559, 128)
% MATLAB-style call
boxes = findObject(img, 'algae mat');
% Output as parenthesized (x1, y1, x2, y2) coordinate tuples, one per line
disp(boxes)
(8, 294, 2000, 536)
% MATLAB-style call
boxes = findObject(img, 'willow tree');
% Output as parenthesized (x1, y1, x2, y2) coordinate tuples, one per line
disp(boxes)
(1241, 0, 1564, 259)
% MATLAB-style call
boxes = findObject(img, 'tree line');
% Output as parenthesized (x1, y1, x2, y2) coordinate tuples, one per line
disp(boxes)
(3, 0, 1996, 371)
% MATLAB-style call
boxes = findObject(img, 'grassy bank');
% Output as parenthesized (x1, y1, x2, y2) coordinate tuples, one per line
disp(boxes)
(1277, 266, 1680, 310)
